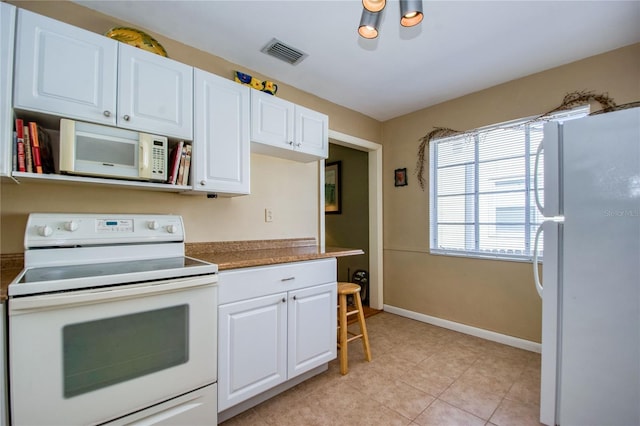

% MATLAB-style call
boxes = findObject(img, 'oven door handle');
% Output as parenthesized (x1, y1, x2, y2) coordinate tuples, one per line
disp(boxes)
(9, 275, 217, 314)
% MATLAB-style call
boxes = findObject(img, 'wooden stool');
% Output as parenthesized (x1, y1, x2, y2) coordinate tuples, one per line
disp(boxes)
(337, 282, 372, 375)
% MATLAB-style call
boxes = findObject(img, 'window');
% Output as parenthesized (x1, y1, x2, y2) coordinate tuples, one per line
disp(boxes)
(429, 107, 588, 261)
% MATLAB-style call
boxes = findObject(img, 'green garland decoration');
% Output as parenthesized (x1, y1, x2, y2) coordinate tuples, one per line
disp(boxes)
(415, 90, 618, 190)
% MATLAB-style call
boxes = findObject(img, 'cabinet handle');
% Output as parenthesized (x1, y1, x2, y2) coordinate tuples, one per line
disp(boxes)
(281, 277, 295, 282)
(103, 110, 111, 117)
(123, 115, 130, 121)
(281, 298, 286, 303)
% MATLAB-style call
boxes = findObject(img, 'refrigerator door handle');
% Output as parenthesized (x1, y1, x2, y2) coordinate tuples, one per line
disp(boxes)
(533, 217, 563, 298)
(534, 141, 544, 213)
(533, 223, 545, 298)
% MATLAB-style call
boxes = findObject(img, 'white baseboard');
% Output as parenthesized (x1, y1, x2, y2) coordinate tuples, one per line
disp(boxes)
(383, 304, 541, 353)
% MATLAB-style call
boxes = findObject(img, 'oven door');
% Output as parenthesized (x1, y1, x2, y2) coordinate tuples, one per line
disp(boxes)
(8, 275, 217, 426)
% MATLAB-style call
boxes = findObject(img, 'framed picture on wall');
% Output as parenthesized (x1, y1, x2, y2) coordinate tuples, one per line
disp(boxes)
(395, 168, 408, 187)
(325, 161, 342, 214)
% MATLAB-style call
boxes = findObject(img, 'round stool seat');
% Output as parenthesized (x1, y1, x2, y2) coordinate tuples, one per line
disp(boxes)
(338, 282, 361, 295)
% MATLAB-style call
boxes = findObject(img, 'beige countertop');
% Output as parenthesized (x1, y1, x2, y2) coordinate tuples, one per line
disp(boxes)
(1, 238, 364, 300)
(185, 238, 363, 270)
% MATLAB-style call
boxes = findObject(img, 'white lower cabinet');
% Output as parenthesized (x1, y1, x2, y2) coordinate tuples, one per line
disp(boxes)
(217, 259, 337, 412)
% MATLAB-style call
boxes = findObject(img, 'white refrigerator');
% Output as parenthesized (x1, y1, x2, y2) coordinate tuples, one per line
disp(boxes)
(534, 107, 640, 426)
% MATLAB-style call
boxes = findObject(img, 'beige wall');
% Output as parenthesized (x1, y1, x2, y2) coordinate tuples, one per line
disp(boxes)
(381, 43, 640, 343)
(1, 1, 382, 255)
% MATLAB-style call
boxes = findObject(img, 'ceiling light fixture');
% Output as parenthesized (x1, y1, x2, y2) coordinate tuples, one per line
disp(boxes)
(362, 0, 386, 13)
(358, 9, 382, 39)
(358, 0, 423, 38)
(400, 0, 424, 27)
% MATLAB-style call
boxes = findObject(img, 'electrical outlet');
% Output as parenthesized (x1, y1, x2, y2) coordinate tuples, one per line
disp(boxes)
(265, 208, 273, 223)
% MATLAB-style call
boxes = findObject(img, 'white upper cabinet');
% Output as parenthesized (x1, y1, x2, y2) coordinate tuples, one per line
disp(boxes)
(0, 2, 16, 177)
(295, 104, 328, 159)
(117, 43, 193, 139)
(13, 9, 193, 140)
(250, 90, 294, 148)
(13, 9, 118, 126)
(192, 69, 250, 196)
(250, 89, 328, 162)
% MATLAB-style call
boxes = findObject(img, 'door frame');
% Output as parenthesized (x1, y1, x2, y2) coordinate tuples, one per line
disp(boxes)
(319, 130, 383, 310)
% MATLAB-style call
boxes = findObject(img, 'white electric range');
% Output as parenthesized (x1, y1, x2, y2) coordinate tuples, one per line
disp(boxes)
(7, 213, 218, 425)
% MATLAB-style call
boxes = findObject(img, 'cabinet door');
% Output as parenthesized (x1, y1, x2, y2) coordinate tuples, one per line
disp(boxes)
(218, 293, 287, 411)
(288, 282, 337, 378)
(294, 105, 328, 160)
(193, 69, 250, 195)
(250, 89, 294, 149)
(13, 9, 117, 125)
(0, 2, 16, 177)
(117, 43, 193, 139)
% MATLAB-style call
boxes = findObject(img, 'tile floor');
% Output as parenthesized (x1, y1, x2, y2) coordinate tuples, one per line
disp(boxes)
(221, 312, 543, 426)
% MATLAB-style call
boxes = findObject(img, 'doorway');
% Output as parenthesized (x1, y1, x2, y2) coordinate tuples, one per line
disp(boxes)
(318, 130, 382, 310)
(325, 144, 369, 302)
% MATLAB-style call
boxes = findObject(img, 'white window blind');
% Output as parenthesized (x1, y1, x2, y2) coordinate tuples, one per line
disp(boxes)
(429, 106, 589, 261)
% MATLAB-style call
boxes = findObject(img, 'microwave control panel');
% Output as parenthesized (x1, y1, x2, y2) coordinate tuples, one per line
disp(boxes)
(151, 139, 167, 180)
(139, 134, 168, 182)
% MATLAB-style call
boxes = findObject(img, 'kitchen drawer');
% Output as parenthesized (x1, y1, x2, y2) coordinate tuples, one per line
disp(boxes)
(218, 258, 336, 304)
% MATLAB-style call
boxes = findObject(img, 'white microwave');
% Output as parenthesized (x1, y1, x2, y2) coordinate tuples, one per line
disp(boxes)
(59, 119, 168, 182)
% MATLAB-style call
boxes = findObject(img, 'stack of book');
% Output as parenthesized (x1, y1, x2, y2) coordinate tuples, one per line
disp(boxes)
(167, 141, 192, 185)
(13, 119, 55, 174)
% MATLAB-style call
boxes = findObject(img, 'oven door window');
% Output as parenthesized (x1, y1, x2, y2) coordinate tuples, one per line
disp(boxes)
(63, 304, 189, 398)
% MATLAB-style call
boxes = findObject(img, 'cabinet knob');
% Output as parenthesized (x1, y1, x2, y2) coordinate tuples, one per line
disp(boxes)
(200, 180, 206, 186)
(293, 295, 297, 300)
(103, 110, 111, 117)
(295, 142, 302, 147)
(123, 115, 130, 121)
(288, 141, 294, 146)
(281, 298, 286, 303)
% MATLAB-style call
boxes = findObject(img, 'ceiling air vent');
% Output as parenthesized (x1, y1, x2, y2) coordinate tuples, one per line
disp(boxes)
(261, 38, 308, 65)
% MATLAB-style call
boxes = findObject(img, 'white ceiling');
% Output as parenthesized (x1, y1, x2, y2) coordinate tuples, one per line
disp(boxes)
(74, 0, 640, 122)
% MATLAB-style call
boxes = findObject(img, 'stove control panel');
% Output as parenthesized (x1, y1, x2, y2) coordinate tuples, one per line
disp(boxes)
(24, 214, 186, 248)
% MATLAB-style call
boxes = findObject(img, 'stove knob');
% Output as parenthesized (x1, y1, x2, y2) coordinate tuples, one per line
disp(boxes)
(64, 221, 79, 232)
(38, 225, 53, 237)
(166, 224, 178, 234)
(147, 220, 160, 230)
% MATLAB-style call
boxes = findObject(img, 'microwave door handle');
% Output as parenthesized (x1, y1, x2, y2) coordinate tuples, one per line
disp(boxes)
(9, 276, 216, 314)
(139, 142, 149, 174)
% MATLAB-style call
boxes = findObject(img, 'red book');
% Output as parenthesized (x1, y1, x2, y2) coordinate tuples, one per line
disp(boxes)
(167, 141, 184, 184)
(23, 125, 33, 173)
(15, 119, 26, 172)
(29, 122, 43, 174)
